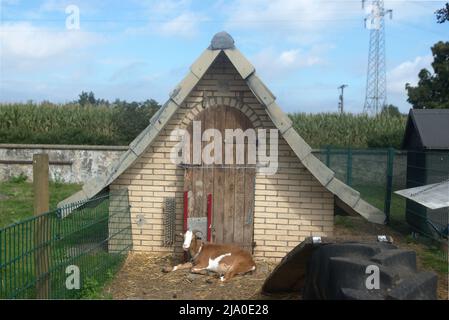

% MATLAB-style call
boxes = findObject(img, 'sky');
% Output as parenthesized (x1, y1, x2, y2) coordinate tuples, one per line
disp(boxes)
(0, 0, 447, 114)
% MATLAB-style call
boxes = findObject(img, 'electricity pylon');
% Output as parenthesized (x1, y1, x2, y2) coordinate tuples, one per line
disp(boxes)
(362, 0, 392, 115)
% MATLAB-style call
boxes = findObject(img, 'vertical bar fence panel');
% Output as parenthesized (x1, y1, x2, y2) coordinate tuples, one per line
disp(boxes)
(316, 147, 448, 262)
(346, 148, 353, 186)
(384, 147, 395, 224)
(0, 189, 132, 299)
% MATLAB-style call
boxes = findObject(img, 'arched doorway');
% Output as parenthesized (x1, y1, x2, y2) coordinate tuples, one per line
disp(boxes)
(183, 105, 256, 252)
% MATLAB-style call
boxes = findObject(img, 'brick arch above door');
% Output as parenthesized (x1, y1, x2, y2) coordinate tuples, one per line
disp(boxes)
(179, 96, 265, 131)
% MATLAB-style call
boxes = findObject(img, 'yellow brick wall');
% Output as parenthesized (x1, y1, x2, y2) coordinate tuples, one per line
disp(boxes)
(110, 53, 334, 261)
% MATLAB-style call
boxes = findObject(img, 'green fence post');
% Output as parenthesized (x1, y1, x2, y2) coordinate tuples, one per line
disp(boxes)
(346, 147, 352, 186)
(384, 147, 395, 224)
(325, 145, 331, 167)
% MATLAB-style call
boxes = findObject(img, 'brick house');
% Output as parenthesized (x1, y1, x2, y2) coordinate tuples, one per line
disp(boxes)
(60, 32, 384, 261)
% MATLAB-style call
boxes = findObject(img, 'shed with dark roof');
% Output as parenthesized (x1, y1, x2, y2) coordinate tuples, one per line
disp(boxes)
(401, 109, 449, 237)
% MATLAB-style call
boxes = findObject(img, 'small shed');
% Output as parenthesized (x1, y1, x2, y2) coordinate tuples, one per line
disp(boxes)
(401, 109, 449, 237)
(59, 32, 385, 261)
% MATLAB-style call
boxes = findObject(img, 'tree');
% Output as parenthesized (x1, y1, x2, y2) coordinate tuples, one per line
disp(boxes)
(380, 104, 401, 117)
(112, 99, 160, 143)
(436, 3, 449, 23)
(406, 41, 449, 109)
(78, 91, 97, 106)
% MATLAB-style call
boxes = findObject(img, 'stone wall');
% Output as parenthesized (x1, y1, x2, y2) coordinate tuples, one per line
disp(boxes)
(0, 144, 127, 183)
(0, 143, 407, 188)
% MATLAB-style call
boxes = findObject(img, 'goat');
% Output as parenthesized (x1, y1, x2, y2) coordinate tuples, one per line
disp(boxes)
(162, 229, 256, 282)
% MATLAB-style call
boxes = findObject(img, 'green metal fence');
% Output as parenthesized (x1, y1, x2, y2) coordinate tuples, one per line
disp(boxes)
(316, 147, 448, 259)
(0, 189, 132, 299)
(317, 147, 401, 218)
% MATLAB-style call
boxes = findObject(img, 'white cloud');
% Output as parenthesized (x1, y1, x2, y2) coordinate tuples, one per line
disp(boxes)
(0, 22, 100, 61)
(158, 12, 206, 37)
(386, 55, 432, 110)
(0, 22, 102, 71)
(278, 50, 300, 66)
(278, 49, 321, 68)
(223, 0, 354, 42)
(251, 45, 329, 78)
(0, 21, 104, 102)
(125, 0, 206, 38)
(125, 12, 206, 38)
(388, 55, 432, 94)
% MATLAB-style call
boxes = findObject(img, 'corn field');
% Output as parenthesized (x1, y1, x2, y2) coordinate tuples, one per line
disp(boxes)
(0, 102, 158, 145)
(289, 112, 407, 148)
(0, 103, 407, 148)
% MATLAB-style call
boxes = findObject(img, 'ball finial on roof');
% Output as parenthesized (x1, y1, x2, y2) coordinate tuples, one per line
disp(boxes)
(209, 31, 235, 50)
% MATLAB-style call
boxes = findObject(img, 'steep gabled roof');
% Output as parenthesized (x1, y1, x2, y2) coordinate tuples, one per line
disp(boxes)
(59, 32, 385, 224)
(402, 109, 449, 150)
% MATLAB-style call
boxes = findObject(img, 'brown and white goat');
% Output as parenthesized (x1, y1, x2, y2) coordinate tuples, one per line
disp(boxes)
(162, 230, 256, 282)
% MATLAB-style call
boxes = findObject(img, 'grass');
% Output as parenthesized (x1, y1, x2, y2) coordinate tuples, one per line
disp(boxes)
(73, 257, 124, 300)
(61, 252, 126, 300)
(0, 179, 81, 228)
(404, 234, 448, 275)
(335, 215, 355, 229)
(352, 184, 412, 234)
(417, 247, 448, 275)
(353, 184, 406, 222)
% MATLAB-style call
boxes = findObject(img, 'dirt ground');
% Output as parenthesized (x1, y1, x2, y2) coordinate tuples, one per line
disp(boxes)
(103, 253, 297, 300)
(104, 216, 448, 300)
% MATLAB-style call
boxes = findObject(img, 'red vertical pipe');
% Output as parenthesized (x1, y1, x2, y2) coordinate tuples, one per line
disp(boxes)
(183, 191, 188, 231)
(183, 191, 189, 262)
(207, 193, 212, 242)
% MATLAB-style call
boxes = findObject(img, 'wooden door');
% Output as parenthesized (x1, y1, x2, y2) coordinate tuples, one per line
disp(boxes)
(184, 105, 255, 252)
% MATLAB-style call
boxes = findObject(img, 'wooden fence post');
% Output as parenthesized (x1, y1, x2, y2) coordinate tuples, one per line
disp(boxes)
(33, 153, 50, 299)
